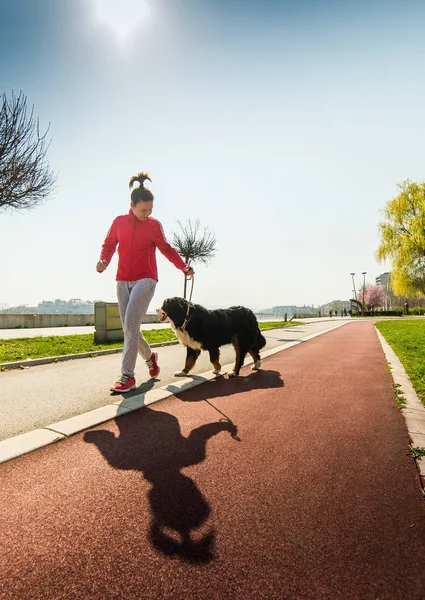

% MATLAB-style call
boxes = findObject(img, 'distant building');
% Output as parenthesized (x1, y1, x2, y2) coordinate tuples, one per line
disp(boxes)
(321, 300, 352, 315)
(256, 305, 319, 318)
(273, 305, 319, 317)
(37, 299, 95, 314)
(0, 299, 96, 314)
(376, 272, 391, 290)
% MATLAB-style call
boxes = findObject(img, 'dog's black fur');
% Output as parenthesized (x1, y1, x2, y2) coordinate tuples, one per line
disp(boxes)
(157, 297, 266, 377)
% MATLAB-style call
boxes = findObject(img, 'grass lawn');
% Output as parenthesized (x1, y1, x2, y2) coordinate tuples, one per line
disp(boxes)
(259, 321, 301, 330)
(375, 320, 425, 406)
(0, 330, 177, 364)
(0, 320, 300, 364)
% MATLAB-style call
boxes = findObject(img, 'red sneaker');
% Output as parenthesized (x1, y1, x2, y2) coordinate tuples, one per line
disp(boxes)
(110, 374, 136, 393)
(146, 352, 160, 378)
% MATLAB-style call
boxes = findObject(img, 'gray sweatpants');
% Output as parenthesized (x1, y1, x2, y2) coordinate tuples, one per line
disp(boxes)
(117, 279, 157, 377)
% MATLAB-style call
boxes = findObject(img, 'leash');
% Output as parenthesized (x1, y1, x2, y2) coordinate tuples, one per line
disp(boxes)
(181, 261, 195, 331)
(179, 266, 240, 442)
(204, 399, 241, 441)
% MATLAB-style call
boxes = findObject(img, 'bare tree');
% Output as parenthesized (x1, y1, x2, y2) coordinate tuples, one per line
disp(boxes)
(171, 218, 217, 298)
(0, 91, 57, 213)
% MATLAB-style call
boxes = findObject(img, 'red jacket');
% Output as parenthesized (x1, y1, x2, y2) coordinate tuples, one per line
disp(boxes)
(100, 210, 187, 281)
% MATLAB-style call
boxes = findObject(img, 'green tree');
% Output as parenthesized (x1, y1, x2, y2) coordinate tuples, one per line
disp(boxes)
(376, 180, 425, 296)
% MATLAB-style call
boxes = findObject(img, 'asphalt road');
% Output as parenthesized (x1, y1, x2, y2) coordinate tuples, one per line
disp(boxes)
(1, 321, 425, 599)
(0, 320, 346, 441)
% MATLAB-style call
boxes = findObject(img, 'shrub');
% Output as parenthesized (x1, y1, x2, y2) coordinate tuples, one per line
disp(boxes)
(409, 306, 425, 315)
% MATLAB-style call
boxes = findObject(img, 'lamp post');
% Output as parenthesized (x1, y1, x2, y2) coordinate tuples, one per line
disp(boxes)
(362, 272, 367, 316)
(350, 273, 357, 315)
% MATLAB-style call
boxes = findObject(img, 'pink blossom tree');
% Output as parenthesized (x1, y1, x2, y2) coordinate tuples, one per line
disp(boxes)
(358, 284, 386, 311)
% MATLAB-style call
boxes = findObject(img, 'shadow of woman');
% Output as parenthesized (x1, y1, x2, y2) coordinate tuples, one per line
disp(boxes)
(84, 408, 237, 563)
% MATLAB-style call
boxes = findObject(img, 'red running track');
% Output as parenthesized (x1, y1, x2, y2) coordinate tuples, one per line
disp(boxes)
(1, 321, 425, 599)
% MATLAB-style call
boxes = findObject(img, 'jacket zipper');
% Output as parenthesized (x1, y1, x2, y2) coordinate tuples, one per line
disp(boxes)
(131, 215, 136, 280)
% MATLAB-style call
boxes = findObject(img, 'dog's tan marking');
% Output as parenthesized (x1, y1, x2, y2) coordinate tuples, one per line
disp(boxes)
(249, 349, 261, 370)
(231, 333, 241, 375)
(183, 351, 199, 374)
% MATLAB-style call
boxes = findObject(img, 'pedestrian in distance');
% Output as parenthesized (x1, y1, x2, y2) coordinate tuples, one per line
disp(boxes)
(404, 300, 409, 315)
(96, 172, 194, 393)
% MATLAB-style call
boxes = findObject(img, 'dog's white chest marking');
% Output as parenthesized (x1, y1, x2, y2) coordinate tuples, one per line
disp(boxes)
(170, 321, 203, 350)
(176, 329, 203, 350)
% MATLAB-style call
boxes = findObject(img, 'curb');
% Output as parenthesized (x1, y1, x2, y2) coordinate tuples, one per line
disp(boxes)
(0, 340, 180, 371)
(0, 321, 350, 464)
(375, 329, 425, 490)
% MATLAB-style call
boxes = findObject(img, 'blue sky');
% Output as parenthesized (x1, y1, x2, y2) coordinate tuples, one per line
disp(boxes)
(1, 0, 424, 310)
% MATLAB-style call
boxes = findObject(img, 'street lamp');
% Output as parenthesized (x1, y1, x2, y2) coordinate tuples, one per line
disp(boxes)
(362, 272, 367, 316)
(350, 273, 357, 315)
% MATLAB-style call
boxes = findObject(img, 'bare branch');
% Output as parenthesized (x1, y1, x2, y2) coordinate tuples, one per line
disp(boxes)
(170, 218, 217, 298)
(0, 91, 57, 213)
(171, 218, 217, 264)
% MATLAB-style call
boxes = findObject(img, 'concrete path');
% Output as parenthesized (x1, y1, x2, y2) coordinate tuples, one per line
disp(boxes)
(0, 322, 170, 339)
(0, 317, 342, 339)
(1, 321, 425, 599)
(0, 321, 345, 442)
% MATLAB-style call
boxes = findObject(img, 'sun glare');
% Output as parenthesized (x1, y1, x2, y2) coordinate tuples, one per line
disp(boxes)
(92, 0, 150, 44)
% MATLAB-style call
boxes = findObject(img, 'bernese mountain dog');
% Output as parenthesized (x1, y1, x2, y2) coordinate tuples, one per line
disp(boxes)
(157, 297, 266, 378)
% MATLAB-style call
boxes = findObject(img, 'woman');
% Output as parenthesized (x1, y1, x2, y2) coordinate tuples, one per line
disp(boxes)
(96, 172, 194, 393)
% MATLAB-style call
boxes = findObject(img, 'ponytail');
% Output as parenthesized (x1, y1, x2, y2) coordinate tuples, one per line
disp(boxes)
(129, 172, 154, 204)
(129, 172, 151, 190)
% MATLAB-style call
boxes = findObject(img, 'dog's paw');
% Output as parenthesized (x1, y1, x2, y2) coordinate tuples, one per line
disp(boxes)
(213, 368, 221, 375)
(228, 371, 237, 378)
(174, 370, 188, 377)
(251, 360, 261, 370)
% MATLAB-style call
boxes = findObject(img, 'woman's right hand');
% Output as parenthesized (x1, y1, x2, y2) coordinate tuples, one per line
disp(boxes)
(96, 259, 107, 273)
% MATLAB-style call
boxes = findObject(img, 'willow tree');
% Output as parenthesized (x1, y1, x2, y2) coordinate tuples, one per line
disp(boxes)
(171, 219, 217, 298)
(376, 180, 425, 297)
